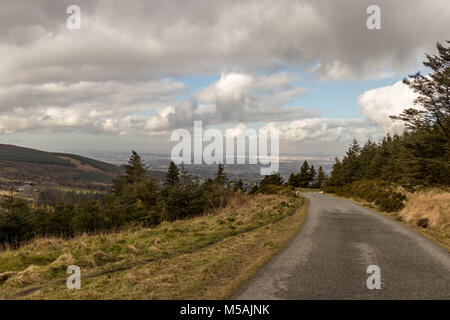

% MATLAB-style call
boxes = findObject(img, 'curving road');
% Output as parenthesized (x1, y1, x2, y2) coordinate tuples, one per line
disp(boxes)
(234, 192, 450, 299)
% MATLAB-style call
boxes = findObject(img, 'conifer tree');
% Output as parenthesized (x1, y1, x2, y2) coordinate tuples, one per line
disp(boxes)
(308, 165, 317, 184)
(316, 166, 327, 187)
(298, 160, 310, 187)
(342, 139, 361, 183)
(260, 173, 284, 187)
(0, 193, 33, 246)
(327, 157, 344, 186)
(390, 41, 450, 137)
(165, 161, 179, 187)
(125, 151, 148, 184)
(214, 164, 227, 185)
(287, 173, 300, 188)
(390, 42, 450, 184)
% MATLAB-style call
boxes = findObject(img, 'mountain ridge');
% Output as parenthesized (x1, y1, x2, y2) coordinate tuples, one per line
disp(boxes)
(0, 144, 123, 189)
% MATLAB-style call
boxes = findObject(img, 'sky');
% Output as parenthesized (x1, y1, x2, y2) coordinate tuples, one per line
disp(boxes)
(0, 0, 449, 157)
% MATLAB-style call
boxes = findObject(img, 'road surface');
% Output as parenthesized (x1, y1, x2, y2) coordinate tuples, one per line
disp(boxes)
(234, 192, 450, 299)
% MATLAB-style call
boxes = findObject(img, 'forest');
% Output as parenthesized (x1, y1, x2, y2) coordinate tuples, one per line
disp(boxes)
(0, 151, 241, 247)
(325, 42, 449, 211)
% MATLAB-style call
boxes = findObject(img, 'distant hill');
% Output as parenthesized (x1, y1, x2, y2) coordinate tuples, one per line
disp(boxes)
(0, 144, 123, 189)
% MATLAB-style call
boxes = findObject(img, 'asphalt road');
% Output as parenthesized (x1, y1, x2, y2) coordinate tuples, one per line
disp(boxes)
(234, 192, 450, 299)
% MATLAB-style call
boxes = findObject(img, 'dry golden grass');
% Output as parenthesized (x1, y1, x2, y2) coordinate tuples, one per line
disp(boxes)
(0, 190, 15, 196)
(398, 188, 450, 231)
(0, 190, 307, 299)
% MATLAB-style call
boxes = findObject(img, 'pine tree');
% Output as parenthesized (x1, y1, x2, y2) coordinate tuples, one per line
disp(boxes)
(298, 160, 310, 187)
(287, 173, 300, 188)
(308, 165, 317, 185)
(342, 139, 361, 183)
(125, 151, 148, 184)
(390, 41, 450, 137)
(165, 161, 179, 186)
(258, 173, 284, 193)
(327, 157, 344, 186)
(316, 166, 327, 188)
(0, 193, 33, 246)
(214, 164, 227, 185)
(358, 139, 378, 179)
(390, 42, 450, 185)
(260, 173, 284, 187)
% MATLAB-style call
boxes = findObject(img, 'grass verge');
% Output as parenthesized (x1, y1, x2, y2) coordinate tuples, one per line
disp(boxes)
(0, 190, 308, 299)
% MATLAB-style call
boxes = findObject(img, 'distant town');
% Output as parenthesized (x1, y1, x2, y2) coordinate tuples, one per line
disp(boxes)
(83, 151, 335, 188)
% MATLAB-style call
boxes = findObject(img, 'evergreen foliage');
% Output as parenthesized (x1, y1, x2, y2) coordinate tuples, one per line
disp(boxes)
(287, 160, 319, 188)
(165, 161, 180, 187)
(0, 155, 234, 248)
(328, 42, 449, 188)
(325, 43, 449, 211)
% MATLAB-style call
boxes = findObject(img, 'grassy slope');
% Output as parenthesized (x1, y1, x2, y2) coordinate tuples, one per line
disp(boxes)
(394, 187, 449, 250)
(0, 144, 121, 174)
(52, 153, 123, 174)
(0, 191, 307, 299)
(0, 144, 123, 188)
(0, 144, 74, 167)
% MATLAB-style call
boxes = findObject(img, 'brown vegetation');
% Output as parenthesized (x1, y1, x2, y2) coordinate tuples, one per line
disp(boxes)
(398, 188, 449, 233)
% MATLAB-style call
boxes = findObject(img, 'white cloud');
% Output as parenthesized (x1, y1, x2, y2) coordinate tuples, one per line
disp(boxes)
(313, 61, 394, 82)
(358, 81, 419, 134)
(0, 79, 186, 134)
(193, 118, 383, 146)
(188, 71, 312, 125)
(255, 118, 382, 142)
(225, 123, 257, 139)
(0, 70, 313, 136)
(265, 119, 383, 143)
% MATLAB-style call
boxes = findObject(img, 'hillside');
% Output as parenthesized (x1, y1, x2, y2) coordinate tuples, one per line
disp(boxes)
(0, 191, 307, 299)
(0, 144, 123, 190)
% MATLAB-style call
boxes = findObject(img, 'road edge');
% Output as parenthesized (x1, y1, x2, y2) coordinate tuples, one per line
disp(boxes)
(324, 192, 450, 253)
(227, 197, 309, 299)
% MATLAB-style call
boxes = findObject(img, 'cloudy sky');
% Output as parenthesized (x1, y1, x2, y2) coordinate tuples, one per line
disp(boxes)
(0, 0, 449, 156)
